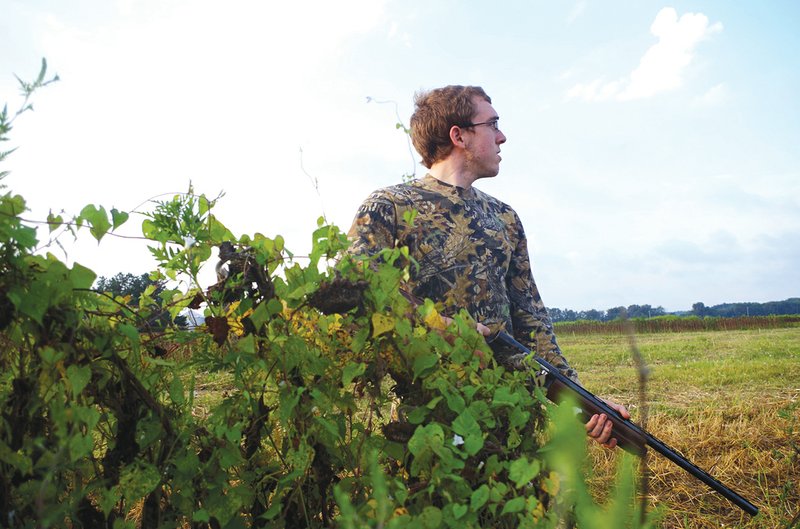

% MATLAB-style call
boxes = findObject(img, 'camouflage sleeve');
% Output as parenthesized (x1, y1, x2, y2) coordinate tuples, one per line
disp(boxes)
(506, 213, 580, 383)
(346, 191, 399, 257)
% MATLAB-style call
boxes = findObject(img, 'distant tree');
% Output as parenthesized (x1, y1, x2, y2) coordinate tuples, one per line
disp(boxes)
(95, 272, 187, 329)
(96, 272, 159, 304)
(579, 309, 604, 321)
(605, 306, 626, 321)
(626, 304, 645, 318)
(692, 302, 706, 317)
(625, 304, 666, 319)
(548, 307, 564, 322)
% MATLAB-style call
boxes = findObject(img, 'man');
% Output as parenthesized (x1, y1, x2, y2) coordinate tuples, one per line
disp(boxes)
(347, 85, 627, 448)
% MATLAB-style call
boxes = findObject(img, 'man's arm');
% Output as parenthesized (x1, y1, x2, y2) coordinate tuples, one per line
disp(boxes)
(347, 192, 399, 257)
(505, 213, 579, 382)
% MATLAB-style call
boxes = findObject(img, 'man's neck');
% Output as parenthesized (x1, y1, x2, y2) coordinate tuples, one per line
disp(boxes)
(428, 161, 478, 189)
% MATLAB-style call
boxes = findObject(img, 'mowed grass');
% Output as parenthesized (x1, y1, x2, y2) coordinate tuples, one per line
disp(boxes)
(558, 327, 800, 529)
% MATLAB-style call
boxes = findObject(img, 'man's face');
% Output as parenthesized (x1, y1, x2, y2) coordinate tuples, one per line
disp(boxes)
(463, 97, 507, 179)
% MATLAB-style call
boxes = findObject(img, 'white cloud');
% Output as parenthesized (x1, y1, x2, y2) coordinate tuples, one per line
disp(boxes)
(694, 82, 728, 106)
(566, 7, 722, 102)
(567, 1, 587, 24)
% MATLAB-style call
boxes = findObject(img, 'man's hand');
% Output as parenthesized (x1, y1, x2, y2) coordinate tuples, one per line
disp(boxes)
(440, 315, 492, 337)
(475, 322, 491, 336)
(585, 399, 630, 449)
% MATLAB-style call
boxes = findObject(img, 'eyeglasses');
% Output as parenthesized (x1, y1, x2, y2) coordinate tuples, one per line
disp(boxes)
(460, 118, 500, 131)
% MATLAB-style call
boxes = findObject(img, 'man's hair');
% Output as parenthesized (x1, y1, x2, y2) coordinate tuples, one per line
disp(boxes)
(410, 85, 491, 169)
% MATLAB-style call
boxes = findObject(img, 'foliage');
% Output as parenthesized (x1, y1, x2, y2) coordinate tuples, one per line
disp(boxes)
(0, 62, 659, 528)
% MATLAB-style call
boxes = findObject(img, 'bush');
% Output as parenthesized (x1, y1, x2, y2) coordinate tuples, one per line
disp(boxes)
(0, 64, 655, 528)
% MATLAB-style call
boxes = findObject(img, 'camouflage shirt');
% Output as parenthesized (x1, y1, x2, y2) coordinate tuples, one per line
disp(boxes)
(347, 174, 578, 381)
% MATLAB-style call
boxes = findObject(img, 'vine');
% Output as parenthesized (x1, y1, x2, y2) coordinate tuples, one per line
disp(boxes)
(0, 62, 654, 529)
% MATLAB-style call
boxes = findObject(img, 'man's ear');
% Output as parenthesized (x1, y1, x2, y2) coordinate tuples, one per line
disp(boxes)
(449, 125, 466, 149)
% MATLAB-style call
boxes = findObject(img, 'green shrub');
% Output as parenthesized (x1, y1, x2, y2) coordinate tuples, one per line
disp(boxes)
(0, 63, 655, 529)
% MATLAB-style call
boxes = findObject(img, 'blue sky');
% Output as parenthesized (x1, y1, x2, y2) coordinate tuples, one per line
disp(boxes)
(1, 0, 798, 312)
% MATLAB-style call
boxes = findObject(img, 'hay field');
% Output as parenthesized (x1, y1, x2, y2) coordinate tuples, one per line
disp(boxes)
(559, 327, 800, 528)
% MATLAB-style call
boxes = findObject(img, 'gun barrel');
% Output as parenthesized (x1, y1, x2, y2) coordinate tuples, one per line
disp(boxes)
(489, 331, 759, 517)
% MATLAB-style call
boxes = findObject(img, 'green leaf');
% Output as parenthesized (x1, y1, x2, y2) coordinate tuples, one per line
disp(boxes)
(418, 506, 442, 529)
(66, 364, 91, 397)
(342, 362, 366, 386)
(406, 406, 430, 425)
(248, 298, 274, 329)
(119, 462, 161, 502)
(111, 208, 129, 229)
(500, 496, 525, 515)
(408, 423, 444, 457)
(117, 323, 140, 352)
(69, 262, 97, 289)
(413, 351, 438, 378)
(470, 484, 490, 511)
(452, 410, 480, 437)
(198, 195, 210, 216)
(452, 503, 468, 520)
(508, 456, 541, 489)
(98, 487, 120, 516)
(492, 386, 521, 407)
(169, 374, 185, 405)
(47, 211, 63, 233)
(279, 387, 304, 422)
(208, 216, 234, 242)
(141, 219, 162, 241)
(79, 204, 112, 242)
(36, 57, 47, 85)
(69, 430, 94, 459)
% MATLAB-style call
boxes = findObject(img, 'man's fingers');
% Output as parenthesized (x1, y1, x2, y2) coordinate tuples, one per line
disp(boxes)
(586, 414, 620, 448)
(586, 414, 605, 438)
(596, 420, 614, 444)
(604, 399, 631, 420)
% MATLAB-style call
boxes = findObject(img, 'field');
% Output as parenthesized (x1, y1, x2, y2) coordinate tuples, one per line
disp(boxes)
(557, 327, 800, 528)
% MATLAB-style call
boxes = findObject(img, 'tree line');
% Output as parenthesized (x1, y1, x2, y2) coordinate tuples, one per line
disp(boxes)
(98, 273, 799, 325)
(547, 298, 800, 323)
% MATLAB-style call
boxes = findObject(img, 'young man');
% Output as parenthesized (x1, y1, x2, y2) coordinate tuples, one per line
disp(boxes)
(347, 85, 627, 447)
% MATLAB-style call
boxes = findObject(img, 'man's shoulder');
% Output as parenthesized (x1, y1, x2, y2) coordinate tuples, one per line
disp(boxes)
(359, 179, 430, 207)
(472, 186, 518, 217)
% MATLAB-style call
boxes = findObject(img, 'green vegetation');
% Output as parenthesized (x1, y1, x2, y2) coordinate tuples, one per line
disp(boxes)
(0, 63, 656, 528)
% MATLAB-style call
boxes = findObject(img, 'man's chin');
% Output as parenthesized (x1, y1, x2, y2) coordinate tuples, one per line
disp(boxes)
(473, 175, 497, 184)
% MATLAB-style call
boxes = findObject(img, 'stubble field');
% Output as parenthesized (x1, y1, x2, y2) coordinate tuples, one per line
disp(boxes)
(557, 327, 800, 529)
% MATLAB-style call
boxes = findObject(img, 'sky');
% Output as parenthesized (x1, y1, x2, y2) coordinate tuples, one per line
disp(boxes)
(1, 0, 798, 313)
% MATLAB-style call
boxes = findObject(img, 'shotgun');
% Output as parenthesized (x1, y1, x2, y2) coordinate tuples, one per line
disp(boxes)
(487, 330, 759, 517)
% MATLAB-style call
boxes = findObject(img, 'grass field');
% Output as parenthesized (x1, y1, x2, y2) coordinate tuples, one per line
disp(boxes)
(558, 327, 800, 528)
